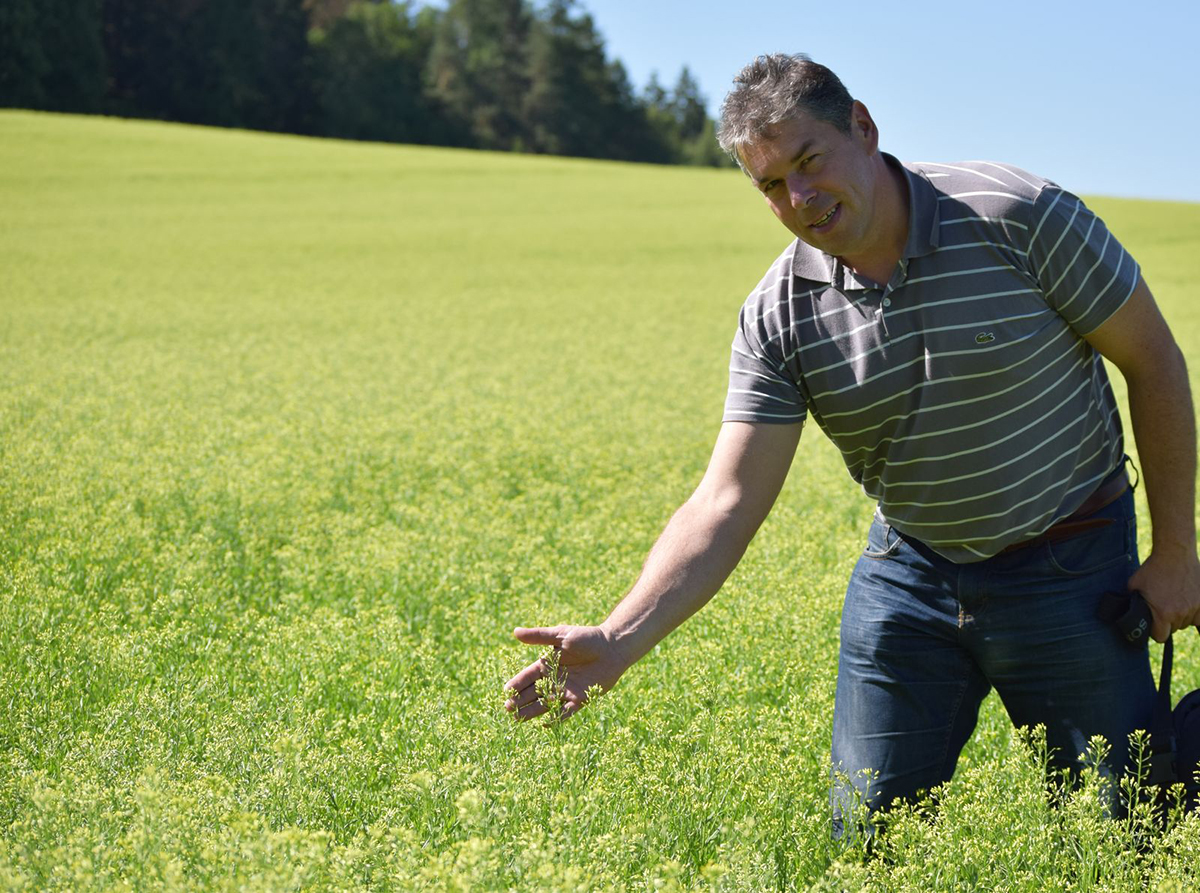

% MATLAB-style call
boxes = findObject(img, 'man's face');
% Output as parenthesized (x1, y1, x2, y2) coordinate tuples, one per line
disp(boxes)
(738, 103, 883, 260)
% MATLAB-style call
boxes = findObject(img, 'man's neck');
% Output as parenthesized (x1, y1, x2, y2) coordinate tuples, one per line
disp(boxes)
(840, 158, 910, 288)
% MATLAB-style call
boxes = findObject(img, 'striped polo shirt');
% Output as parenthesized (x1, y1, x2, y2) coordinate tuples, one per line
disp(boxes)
(723, 155, 1140, 562)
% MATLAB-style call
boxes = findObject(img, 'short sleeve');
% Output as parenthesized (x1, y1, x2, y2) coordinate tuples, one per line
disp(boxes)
(722, 303, 807, 425)
(1027, 185, 1140, 335)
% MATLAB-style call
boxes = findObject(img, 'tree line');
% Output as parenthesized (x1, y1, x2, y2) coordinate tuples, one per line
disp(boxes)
(0, 0, 730, 167)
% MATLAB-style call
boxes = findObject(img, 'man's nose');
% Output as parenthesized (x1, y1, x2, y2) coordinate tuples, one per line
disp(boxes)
(786, 173, 817, 209)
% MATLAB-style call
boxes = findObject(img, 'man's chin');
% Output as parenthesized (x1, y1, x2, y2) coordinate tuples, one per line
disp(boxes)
(795, 230, 835, 253)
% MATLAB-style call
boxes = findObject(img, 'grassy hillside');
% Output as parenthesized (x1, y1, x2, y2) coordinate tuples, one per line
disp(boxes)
(3, 111, 1200, 890)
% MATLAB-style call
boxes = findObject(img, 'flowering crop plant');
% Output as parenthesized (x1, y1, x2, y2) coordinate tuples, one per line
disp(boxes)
(2, 110, 1200, 890)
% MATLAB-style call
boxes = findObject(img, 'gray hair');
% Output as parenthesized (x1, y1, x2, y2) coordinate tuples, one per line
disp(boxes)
(717, 54, 855, 168)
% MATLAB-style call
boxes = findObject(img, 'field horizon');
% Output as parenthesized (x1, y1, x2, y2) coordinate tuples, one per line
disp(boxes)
(4, 110, 1200, 890)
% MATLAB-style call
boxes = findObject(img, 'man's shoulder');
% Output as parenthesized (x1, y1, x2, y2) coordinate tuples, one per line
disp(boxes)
(904, 159, 1053, 211)
(741, 240, 801, 314)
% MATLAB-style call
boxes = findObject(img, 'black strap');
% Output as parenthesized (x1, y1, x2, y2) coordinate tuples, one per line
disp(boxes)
(1147, 635, 1178, 786)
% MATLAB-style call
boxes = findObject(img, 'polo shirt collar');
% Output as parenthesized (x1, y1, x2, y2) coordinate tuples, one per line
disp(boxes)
(790, 153, 941, 285)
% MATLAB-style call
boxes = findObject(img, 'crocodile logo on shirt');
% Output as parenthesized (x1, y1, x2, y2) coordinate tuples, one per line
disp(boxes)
(975, 332, 996, 344)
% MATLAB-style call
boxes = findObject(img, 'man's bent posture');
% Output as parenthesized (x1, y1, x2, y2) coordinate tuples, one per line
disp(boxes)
(505, 54, 1200, 831)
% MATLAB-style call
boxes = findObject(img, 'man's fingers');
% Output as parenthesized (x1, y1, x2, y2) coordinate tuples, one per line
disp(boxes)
(1142, 594, 1189, 642)
(514, 699, 549, 721)
(505, 681, 587, 722)
(507, 625, 590, 722)
(1146, 603, 1172, 643)
(512, 626, 564, 647)
(505, 684, 541, 713)
(539, 699, 584, 726)
(504, 659, 549, 695)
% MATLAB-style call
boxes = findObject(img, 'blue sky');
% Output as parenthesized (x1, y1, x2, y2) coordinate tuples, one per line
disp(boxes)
(578, 0, 1200, 203)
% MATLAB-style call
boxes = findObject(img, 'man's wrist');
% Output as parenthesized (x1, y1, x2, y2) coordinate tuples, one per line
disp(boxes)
(1148, 529, 1198, 557)
(599, 620, 643, 672)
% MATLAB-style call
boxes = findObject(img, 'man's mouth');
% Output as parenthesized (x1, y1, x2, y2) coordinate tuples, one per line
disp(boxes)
(810, 204, 838, 228)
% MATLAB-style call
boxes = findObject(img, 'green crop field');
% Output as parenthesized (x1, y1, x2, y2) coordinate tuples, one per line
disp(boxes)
(3, 110, 1200, 891)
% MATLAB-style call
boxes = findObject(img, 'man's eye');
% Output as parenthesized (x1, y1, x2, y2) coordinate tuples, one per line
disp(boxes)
(799, 154, 819, 169)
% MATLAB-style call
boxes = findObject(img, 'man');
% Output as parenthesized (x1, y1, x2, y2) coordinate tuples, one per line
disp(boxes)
(504, 54, 1200, 828)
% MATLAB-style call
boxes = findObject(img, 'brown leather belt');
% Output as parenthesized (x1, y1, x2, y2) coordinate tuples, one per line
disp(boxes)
(999, 470, 1129, 554)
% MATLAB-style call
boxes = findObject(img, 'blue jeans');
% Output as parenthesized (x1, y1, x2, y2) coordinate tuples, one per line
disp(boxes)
(831, 483, 1153, 833)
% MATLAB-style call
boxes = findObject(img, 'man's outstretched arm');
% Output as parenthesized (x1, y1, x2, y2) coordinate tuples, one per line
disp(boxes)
(504, 420, 802, 721)
(1086, 275, 1200, 641)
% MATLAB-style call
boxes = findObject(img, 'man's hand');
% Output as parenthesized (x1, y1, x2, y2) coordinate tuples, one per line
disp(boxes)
(503, 422, 802, 724)
(1129, 548, 1200, 642)
(503, 625, 631, 722)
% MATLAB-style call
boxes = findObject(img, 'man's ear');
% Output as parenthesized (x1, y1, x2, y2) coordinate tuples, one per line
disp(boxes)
(850, 100, 879, 153)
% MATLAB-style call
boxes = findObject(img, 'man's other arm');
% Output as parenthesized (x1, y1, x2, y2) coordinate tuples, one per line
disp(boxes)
(1085, 276, 1200, 641)
(504, 420, 802, 721)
